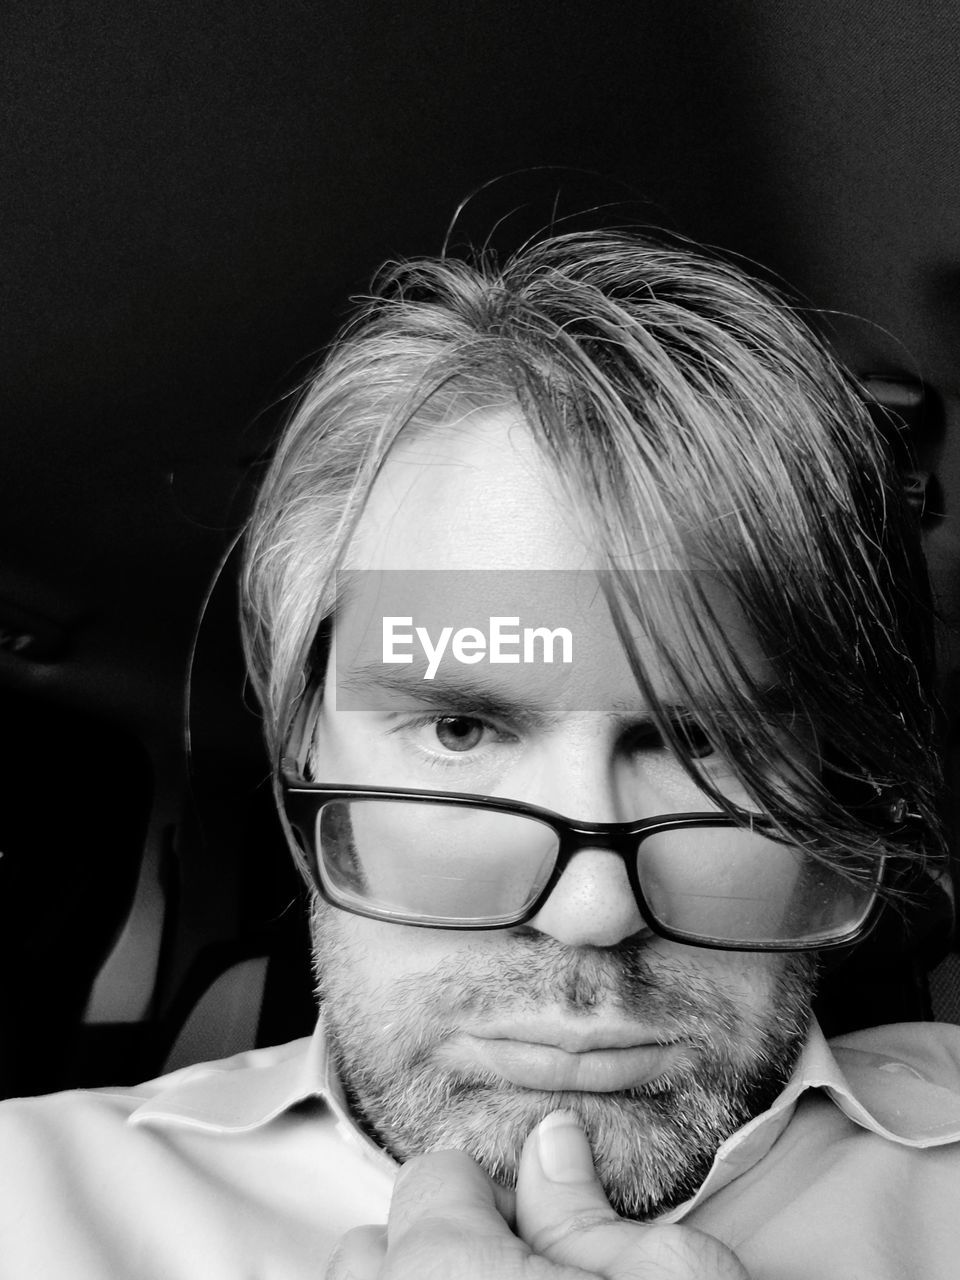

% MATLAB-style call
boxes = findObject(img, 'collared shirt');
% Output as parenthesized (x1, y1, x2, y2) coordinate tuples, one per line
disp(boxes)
(2, 1020, 960, 1278)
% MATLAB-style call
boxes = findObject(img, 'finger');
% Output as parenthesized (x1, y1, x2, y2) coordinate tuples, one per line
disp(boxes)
(492, 1179, 518, 1231)
(516, 1110, 749, 1280)
(515, 1110, 619, 1253)
(382, 1150, 534, 1279)
(387, 1149, 513, 1247)
(325, 1224, 388, 1280)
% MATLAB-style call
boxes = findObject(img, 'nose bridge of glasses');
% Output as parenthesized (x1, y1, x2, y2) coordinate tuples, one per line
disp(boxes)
(545, 818, 660, 929)
(557, 816, 645, 860)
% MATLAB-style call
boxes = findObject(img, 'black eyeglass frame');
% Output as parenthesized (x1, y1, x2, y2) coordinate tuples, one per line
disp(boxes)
(279, 766, 890, 951)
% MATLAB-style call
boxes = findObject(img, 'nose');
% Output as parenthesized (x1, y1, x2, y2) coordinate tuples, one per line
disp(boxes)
(527, 846, 650, 947)
(520, 731, 654, 948)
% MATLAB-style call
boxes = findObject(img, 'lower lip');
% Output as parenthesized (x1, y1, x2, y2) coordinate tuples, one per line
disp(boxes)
(459, 1036, 686, 1092)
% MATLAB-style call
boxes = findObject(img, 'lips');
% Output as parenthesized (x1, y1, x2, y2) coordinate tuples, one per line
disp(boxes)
(447, 1020, 688, 1093)
(470, 1021, 672, 1052)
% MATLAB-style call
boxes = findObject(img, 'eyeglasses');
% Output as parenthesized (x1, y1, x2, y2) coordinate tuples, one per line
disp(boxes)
(280, 770, 888, 951)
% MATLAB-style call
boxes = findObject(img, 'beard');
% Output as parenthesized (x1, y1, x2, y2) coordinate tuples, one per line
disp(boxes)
(312, 901, 816, 1221)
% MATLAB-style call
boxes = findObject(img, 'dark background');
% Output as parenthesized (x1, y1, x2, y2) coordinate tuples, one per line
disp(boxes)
(2, 0, 960, 1095)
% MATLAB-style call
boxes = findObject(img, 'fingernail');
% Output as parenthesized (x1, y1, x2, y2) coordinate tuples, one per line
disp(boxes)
(536, 1110, 595, 1183)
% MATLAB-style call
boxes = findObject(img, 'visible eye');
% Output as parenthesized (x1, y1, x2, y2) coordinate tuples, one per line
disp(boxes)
(669, 716, 717, 760)
(433, 715, 488, 753)
(624, 715, 718, 761)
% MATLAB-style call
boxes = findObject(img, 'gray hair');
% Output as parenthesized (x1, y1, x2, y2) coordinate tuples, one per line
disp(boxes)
(241, 229, 942, 879)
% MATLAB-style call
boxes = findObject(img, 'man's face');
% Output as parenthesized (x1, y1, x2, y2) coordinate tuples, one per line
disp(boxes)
(308, 409, 817, 1219)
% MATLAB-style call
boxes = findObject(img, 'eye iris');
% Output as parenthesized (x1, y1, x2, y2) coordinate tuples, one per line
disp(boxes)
(435, 716, 484, 752)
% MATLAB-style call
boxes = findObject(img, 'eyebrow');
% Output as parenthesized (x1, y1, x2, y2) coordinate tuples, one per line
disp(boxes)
(335, 663, 561, 727)
(334, 659, 793, 731)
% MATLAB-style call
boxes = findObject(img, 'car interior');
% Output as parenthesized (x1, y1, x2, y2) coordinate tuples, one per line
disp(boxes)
(3, 0, 960, 1101)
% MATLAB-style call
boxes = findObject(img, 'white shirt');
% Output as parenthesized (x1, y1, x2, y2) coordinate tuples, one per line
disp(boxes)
(2, 1019, 960, 1278)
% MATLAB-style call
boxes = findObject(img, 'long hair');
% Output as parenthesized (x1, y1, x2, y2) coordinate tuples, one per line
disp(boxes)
(241, 229, 942, 883)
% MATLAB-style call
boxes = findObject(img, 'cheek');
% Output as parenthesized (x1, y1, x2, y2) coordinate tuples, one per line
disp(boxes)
(656, 939, 786, 1011)
(312, 897, 479, 993)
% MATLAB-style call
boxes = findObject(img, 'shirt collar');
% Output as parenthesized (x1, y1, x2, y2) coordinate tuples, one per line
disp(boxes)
(129, 1017, 960, 1216)
(127, 1024, 330, 1132)
(659, 1019, 960, 1221)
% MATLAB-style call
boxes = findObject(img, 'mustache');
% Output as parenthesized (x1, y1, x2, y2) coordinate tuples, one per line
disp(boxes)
(378, 930, 771, 1042)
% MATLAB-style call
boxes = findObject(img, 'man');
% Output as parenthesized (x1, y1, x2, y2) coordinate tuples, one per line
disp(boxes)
(2, 229, 960, 1278)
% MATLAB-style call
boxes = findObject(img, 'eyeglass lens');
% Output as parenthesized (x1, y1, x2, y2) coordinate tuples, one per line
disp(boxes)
(314, 799, 877, 943)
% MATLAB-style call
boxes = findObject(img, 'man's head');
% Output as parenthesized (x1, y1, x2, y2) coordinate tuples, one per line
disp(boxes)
(241, 230, 940, 1217)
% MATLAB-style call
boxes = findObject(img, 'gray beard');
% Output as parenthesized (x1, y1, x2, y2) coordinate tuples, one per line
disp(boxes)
(313, 912, 816, 1221)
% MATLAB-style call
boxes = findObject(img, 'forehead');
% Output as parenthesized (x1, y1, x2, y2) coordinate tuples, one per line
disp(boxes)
(346, 408, 606, 572)
(331, 409, 771, 712)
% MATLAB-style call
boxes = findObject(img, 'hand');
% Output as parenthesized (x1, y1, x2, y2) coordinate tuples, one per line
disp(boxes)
(325, 1109, 749, 1279)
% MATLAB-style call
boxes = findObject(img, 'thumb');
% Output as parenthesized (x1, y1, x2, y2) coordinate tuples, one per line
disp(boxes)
(516, 1110, 749, 1280)
(325, 1225, 387, 1280)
